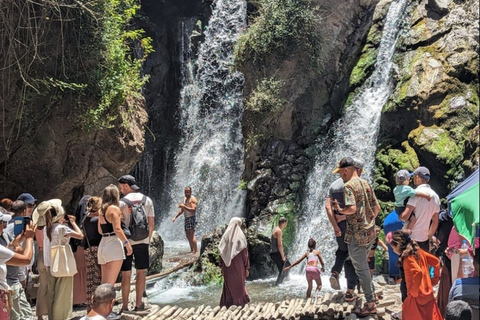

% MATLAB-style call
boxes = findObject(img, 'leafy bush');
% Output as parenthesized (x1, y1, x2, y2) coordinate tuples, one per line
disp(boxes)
(246, 77, 285, 114)
(235, 0, 320, 65)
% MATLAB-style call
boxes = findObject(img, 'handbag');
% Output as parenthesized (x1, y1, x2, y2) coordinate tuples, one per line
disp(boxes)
(50, 227, 78, 277)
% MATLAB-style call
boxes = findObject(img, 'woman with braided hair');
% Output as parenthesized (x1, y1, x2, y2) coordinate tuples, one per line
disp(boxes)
(388, 230, 442, 320)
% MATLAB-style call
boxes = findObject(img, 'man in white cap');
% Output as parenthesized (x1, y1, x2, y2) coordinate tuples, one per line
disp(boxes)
(399, 166, 440, 252)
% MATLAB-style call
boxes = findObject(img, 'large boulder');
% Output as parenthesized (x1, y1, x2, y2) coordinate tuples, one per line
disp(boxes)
(148, 231, 164, 275)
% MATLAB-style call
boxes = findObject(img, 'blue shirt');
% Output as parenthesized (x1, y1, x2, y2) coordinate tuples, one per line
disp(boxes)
(448, 276, 480, 302)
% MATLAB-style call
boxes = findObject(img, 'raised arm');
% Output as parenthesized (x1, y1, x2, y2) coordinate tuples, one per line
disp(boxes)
(66, 215, 84, 240)
(6, 223, 35, 266)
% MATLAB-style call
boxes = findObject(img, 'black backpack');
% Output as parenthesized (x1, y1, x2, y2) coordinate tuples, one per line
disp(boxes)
(121, 196, 149, 241)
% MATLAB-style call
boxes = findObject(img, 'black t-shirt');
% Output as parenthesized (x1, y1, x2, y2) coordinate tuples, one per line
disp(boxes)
(83, 216, 102, 248)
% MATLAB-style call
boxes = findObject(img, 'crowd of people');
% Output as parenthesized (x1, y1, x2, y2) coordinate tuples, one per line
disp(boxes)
(1, 158, 477, 320)
(218, 157, 478, 320)
(0, 174, 155, 320)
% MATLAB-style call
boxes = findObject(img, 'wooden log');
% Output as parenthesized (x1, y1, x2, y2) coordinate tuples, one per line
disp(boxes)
(272, 301, 288, 320)
(205, 305, 221, 320)
(344, 304, 354, 317)
(301, 298, 312, 315)
(159, 306, 178, 320)
(246, 303, 263, 320)
(195, 305, 205, 316)
(321, 293, 330, 304)
(377, 299, 396, 308)
(261, 302, 275, 320)
(143, 304, 169, 320)
(326, 302, 336, 316)
(334, 303, 343, 318)
(183, 307, 196, 319)
(233, 306, 246, 320)
(293, 298, 305, 318)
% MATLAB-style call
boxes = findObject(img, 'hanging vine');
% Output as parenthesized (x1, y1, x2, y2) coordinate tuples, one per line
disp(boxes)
(0, 0, 152, 174)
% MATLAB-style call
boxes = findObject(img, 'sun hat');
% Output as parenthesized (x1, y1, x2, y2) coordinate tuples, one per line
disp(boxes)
(32, 199, 65, 227)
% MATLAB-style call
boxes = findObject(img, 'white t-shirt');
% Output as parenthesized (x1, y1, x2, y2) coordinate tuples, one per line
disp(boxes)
(407, 184, 440, 242)
(43, 224, 74, 267)
(119, 192, 154, 245)
(0, 245, 15, 290)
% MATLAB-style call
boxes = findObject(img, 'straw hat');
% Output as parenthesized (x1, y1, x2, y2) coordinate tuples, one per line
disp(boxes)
(32, 199, 65, 227)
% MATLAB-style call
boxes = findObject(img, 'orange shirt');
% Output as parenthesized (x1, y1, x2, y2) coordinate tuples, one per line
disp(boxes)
(402, 249, 442, 320)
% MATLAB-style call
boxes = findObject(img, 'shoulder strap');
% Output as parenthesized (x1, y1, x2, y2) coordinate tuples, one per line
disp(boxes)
(121, 197, 134, 207)
(141, 195, 147, 205)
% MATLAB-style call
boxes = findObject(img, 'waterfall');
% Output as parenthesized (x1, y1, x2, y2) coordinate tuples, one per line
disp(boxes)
(292, 0, 409, 262)
(159, 0, 247, 240)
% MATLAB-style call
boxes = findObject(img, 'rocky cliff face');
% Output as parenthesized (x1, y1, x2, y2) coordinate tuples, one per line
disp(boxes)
(238, 0, 382, 233)
(240, 0, 478, 237)
(375, 0, 479, 200)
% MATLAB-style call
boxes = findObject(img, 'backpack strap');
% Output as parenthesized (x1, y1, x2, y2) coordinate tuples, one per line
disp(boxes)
(121, 197, 134, 207)
(141, 195, 147, 206)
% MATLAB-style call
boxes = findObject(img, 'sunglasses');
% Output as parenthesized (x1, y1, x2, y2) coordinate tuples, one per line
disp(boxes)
(26, 203, 36, 208)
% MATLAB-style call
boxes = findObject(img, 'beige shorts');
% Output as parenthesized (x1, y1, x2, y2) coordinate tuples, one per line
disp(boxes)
(98, 236, 125, 265)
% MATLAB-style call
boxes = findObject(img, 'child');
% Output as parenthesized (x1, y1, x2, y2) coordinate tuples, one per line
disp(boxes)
(284, 238, 325, 298)
(368, 226, 389, 277)
(393, 170, 431, 231)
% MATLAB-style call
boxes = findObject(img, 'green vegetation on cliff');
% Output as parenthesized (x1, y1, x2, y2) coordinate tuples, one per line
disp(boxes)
(0, 0, 152, 135)
(235, 0, 320, 66)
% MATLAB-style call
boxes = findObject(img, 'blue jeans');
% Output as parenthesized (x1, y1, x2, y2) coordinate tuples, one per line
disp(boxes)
(347, 237, 375, 302)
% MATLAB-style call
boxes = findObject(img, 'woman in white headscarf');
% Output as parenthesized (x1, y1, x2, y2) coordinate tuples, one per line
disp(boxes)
(218, 217, 250, 308)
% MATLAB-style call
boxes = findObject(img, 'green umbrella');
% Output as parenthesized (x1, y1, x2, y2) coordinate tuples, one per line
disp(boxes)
(448, 169, 479, 250)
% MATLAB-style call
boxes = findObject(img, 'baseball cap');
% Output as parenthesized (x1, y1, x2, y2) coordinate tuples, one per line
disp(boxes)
(332, 157, 356, 173)
(17, 193, 38, 204)
(396, 170, 411, 183)
(0, 210, 12, 223)
(118, 175, 140, 191)
(413, 166, 430, 180)
(352, 158, 366, 173)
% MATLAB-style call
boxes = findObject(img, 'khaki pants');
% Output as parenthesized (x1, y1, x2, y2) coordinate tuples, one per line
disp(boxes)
(9, 282, 33, 320)
(36, 248, 48, 317)
(46, 267, 73, 320)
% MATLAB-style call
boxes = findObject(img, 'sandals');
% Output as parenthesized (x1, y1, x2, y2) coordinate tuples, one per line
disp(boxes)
(354, 303, 377, 317)
(134, 302, 150, 312)
(345, 291, 357, 302)
(329, 272, 340, 290)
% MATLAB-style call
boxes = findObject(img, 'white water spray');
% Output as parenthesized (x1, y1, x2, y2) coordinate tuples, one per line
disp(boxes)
(293, 0, 409, 262)
(159, 0, 247, 240)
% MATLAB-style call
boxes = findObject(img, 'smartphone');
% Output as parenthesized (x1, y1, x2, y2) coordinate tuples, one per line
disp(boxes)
(13, 216, 32, 236)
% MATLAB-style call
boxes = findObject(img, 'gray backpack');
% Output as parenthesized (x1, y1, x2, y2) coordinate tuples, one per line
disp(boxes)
(121, 196, 149, 241)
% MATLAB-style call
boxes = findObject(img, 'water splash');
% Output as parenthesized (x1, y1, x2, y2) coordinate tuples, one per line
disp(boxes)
(292, 0, 409, 265)
(159, 0, 247, 240)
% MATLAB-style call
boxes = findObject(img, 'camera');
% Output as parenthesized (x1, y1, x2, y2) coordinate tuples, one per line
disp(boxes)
(13, 216, 32, 236)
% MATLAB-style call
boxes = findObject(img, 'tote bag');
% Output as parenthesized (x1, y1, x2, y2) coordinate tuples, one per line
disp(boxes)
(50, 227, 77, 277)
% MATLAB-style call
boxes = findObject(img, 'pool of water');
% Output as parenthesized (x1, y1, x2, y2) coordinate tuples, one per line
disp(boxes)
(147, 272, 347, 309)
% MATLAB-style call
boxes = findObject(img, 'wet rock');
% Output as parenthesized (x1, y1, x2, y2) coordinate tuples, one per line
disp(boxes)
(148, 231, 164, 276)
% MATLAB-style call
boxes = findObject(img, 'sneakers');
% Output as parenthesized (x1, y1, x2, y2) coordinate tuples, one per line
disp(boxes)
(106, 312, 122, 320)
(354, 303, 377, 317)
(345, 291, 358, 302)
(329, 273, 340, 290)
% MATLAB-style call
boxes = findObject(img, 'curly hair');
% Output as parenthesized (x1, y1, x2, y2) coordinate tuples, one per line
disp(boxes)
(390, 230, 420, 265)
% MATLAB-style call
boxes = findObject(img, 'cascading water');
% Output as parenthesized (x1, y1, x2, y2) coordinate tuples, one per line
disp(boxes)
(159, 0, 247, 241)
(292, 0, 409, 261)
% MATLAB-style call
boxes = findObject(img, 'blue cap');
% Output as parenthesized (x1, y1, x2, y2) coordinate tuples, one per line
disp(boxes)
(17, 193, 38, 204)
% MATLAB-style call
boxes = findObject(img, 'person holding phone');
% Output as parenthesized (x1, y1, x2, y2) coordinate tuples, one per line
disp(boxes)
(0, 209, 36, 320)
(1, 200, 34, 320)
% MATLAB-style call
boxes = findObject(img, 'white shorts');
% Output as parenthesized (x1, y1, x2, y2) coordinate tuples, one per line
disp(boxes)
(98, 236, 125, 265)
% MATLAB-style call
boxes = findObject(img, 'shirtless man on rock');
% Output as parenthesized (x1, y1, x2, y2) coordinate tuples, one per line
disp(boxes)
(172, 186, 198, 254)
